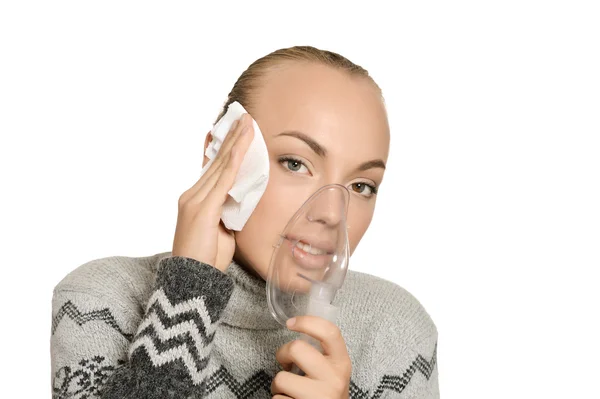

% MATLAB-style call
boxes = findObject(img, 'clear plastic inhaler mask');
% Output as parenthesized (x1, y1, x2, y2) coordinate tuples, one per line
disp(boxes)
(266, 184, 350, 327)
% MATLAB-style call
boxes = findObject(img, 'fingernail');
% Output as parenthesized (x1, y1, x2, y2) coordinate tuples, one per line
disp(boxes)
(286, 317, 296, 328)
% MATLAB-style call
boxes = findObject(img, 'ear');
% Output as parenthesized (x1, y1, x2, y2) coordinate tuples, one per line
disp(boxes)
(202, 131, 212, 168)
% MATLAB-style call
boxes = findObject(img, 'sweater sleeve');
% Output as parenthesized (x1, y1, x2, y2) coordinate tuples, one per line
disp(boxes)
(51, 256, 234, 399)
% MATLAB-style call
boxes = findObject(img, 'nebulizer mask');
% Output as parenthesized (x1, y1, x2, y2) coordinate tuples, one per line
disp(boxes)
(266, 184, 350, 375)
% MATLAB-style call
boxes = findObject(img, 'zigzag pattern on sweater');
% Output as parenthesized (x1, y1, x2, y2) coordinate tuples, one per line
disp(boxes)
(350, 341, 437, 399)
(204, 366, 273, 397)
(127, 282, 438, 394)
(52, 300, 134, 342)
(52, 343, 436, 399)
(141, 294, 217, 346)
(143, 287, 220, 335)
(128, 286, 220, 385)
(204, 342, 436, 398)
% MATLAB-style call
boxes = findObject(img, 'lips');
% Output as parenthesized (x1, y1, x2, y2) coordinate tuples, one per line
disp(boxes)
(284, 234, 336, 254)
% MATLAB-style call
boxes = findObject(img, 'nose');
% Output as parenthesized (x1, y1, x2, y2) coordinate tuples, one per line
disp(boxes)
(305, 184, 349, 228)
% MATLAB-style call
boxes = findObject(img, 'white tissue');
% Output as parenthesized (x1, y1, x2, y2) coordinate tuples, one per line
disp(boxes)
(200, 101, 270, 231)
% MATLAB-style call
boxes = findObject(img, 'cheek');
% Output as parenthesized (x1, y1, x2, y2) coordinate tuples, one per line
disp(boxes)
(250, 187, 287, 238)
(347, 202, 375, 255)
(234, 175, 312, 271)
(235, 188, 282, 255)
(248, 172, 317, 235)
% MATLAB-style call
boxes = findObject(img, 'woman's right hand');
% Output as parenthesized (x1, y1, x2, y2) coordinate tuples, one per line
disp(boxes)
(172, 113, 255, 272)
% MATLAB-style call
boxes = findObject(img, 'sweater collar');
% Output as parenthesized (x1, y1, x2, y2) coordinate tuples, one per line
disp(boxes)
(155, 252, 283, 330)
(221, 258, 283, 330)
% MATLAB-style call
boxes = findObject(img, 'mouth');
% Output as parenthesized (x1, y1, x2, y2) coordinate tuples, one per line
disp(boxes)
(283, 235, 336, 255)
(280, 234, 336, 270)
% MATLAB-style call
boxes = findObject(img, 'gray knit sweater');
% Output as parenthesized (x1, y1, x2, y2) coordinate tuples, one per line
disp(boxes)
(50, 251, 439, 398)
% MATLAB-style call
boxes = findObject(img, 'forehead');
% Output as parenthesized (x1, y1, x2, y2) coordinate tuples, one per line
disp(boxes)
(250, 62, 390, 163)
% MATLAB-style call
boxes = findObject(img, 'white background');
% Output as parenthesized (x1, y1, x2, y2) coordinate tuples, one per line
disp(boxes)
(1, 1, 599, 397)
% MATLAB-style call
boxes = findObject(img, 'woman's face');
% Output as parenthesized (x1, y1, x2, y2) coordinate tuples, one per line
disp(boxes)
(224, 62, 389, 280)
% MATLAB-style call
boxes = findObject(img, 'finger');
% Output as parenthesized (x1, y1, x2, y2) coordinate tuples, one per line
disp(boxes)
(204, 113, 248, 180)
(271, 370, 317, 399)
(286, 316, 349, 364)
(215, 113, 250, 164)
(187, 115, 253, 208)
(275, 338, 335, 380)
(191, 115, 245, 190)
(205, 121, 254, 207)
(193, 118, 241, 186)
(185, 114, 248, 199)
(186, 151, 231, 206)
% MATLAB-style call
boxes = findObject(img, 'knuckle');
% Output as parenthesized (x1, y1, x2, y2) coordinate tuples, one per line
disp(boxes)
(327, 326, 342, 340)
(332, 377, 347, 394)
(178, 192, 189, 207)
(179, 197, 195, 213)
(271, 371, 285, 391)
(338, 376, 349, 390)
(289, 339, 306, 356)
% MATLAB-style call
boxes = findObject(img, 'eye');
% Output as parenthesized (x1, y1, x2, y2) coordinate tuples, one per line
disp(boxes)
(279, 156, 310, 175)
(350, 182, 378, 198)
(278, 156, 379, 198)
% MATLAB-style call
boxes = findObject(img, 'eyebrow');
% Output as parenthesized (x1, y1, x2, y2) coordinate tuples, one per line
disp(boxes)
(275, 130, 386, 172)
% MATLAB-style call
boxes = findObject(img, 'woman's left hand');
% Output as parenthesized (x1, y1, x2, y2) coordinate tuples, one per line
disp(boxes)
(272, 315, 351, 399)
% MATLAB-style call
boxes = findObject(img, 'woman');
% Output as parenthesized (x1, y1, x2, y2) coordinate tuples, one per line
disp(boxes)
(51, 46, 439, 399)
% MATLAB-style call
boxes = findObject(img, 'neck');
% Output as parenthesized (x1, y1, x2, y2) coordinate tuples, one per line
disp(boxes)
(233, 253, 264, 281)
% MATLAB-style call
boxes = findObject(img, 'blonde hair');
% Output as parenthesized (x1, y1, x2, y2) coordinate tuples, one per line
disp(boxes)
(215, 45, 382, 123)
